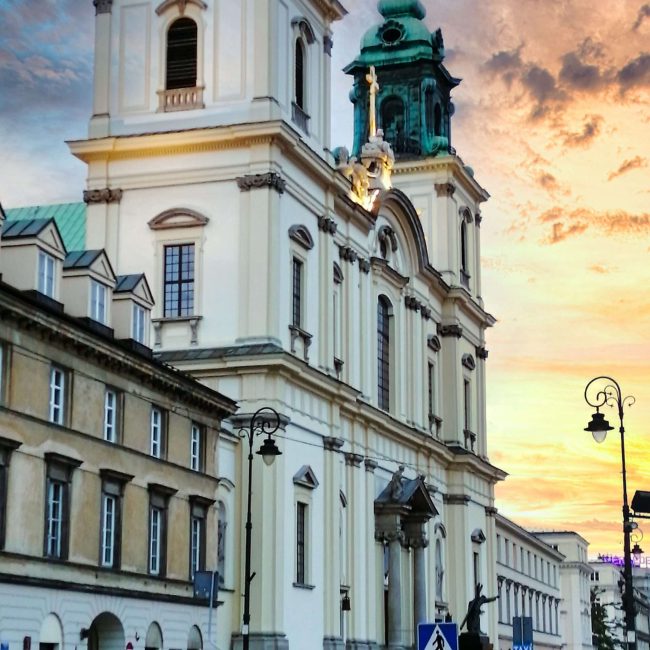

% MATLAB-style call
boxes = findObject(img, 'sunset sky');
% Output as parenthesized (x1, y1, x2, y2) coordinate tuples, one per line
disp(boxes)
(1, 0, 649, 557)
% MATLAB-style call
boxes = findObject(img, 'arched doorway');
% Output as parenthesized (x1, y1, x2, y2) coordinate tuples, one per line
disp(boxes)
(39, 613, 63, 650)
(88, 612, 124, 650)
(145, 622, 163, 650)
(187, 625, 202, 650)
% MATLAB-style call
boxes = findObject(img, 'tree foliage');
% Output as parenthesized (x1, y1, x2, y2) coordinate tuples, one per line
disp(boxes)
(591, 587, 624, 650)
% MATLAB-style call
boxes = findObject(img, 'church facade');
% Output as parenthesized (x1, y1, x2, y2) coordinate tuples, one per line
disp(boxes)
(60, 1, 502, 649)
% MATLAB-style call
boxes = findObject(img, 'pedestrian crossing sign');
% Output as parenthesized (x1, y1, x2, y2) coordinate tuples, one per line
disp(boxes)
(418, 622, 459, 650)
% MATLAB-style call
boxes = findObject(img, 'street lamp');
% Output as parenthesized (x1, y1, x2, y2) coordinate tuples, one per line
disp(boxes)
(583, 376, 636, 650)
(239, 407, 282, 650)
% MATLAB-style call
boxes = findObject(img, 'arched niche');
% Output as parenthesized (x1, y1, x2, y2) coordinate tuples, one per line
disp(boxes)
(187, 625, 202, 650)
(145, 622, 163, 650)
(39, 613, 63, 650)
(88, 612, 124, 650)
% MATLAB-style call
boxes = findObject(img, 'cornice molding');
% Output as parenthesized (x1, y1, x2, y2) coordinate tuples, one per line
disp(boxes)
(155, 0, 207, 16)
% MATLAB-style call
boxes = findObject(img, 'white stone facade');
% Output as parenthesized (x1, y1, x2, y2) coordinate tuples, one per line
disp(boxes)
(4, 1, 509, 649)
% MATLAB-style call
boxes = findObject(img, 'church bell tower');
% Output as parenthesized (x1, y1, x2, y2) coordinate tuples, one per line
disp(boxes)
(344, 0, 459, 159)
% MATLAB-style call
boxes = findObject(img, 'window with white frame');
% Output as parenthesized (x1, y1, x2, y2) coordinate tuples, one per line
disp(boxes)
(101, 493, 116, 567)
(292, 257, 303, 328)
(189, 496, 208, 580)
(104, 389, 118, 443)
(149, 505, 162, 575)
(44, 453, 79, 560)
(164, 243, 195, 317)
(0, 438, 21, 550)
(0, 342, 6, 405)
(150, 407, 165, 458)
(38, 250, 56, 297)
(148, 486, 173, 577)
(90, 280, 107, 324)
(190, 423, 203, 471)
(132, 304, 147, 344)
(49, 366, 66, 425)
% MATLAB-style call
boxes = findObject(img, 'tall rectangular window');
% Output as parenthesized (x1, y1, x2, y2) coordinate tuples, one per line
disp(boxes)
(463, 379, 471, 431)
(0, 439, 21, 549)
(104, 389, 118, 442)
(44, 454, 79, 560)
(164, 244, 194, 317)
(38, 250, 55, 297)
(189, 497, 209, 580)
(149, 506, 162, 574)
(427, 361, 436, 417)
(296, 502, 307, 584)
(473, 551, 480, 587)
(148, 487, 172, 577)
(101, 494, 116, 566)
(46, 480, 64, 557)
(49, 366, 66, 425)
(150, 407, 165, 458)
(377, 297, 391, 411)
(132, 304, 146, 343)
(190, 423, 202, 471)
(90, 280, 107, 323)
(190, 516, 201, 578)
(292, 258, 303, 328)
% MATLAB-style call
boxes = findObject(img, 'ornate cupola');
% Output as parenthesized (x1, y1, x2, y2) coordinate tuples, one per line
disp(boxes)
(344, 0, 460, 159)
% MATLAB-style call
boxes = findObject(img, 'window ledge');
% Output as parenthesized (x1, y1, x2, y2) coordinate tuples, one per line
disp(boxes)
(293, 582, 315, 590)
(152, 315, 202, 346)
(289, 324, 312, 361)
(333, 357, 344, 379)
(460, 269, 471, 289)
(157, 86, 205, 113)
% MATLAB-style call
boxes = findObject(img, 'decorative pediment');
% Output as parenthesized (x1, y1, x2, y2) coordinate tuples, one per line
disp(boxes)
(63, 249, 117, 286)
(148, 208, 209, 230)
(293, 465, 319, 490)
(461, 353, 476, 370)
(288, 225, 314, 251)
(291, 17, 316, 44)
(155, 0, 207, 16)
(114, 273, 155, 307)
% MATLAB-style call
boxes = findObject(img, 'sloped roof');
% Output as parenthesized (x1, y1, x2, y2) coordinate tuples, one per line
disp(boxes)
(63, 249, 104, 269)
(2, 218, 53, 239)
(5, 203, 86, 251)
(115, 274, 146, 293)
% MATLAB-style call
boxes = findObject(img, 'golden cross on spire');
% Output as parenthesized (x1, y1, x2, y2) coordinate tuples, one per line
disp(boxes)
(365, 65, 379, 138)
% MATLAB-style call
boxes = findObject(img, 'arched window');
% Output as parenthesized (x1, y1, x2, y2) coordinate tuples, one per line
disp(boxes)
(435, 538, 444, 600)
(166, 18, 198, 90)
(381, 97, 405, 153)
(377, 296, 392, 411)
(295, 39, 306, 110)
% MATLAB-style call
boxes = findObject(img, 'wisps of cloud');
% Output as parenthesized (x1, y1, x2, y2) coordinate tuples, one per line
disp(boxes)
(588, 264, 613, 274)
(560, 114, 603, 147)
(538, 206, 650, 243)
(633, 4, 650, 30)
(608, 156, 648, 180)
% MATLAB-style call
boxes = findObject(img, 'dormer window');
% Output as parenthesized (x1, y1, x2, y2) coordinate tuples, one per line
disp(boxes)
(38, 251, 56, 298)
(90, 280, 107, 324)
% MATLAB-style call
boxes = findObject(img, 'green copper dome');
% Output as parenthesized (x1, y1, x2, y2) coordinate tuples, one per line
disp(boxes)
(344, 0, 460, 160)
(378, 0, 426, 20)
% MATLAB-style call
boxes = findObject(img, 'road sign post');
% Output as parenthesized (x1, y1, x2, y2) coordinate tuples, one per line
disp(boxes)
(418, 622, 459, 650)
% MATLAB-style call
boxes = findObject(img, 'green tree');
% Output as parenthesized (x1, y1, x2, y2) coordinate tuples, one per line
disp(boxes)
(591, 587, 624, 650)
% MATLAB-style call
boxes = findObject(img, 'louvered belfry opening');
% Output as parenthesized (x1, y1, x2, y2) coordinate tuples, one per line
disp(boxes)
(166, 17, 198, 90)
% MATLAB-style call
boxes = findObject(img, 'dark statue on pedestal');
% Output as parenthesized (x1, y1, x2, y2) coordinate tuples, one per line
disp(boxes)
(459, 583, 498, 650)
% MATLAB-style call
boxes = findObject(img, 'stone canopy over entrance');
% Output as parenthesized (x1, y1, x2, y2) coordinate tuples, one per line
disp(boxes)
(375, 467, 438, 649)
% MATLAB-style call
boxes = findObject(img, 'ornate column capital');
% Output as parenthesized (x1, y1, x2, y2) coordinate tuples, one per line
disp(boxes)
(83, 188, 123, 204)
(435, 182, 456, 197)
(323, 436, 344, 451)
(236, 172, 286, 194)
(344, 452, 364, 467)
(364, 458, 378, 473)
(93, 0, 113, 14)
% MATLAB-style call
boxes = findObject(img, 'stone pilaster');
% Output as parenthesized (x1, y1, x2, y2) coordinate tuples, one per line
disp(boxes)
(90, 0, 113, 138)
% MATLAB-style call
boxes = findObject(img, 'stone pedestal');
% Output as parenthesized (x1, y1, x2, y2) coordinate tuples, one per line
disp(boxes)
(459, 632, 492, 650)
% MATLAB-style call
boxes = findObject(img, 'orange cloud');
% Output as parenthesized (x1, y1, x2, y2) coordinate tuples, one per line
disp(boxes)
(608, 155, 648, 180)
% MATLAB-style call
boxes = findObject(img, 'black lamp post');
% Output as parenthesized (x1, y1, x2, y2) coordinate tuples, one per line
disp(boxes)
(239, 407, 282, 650)
(583, 376, 636, 650)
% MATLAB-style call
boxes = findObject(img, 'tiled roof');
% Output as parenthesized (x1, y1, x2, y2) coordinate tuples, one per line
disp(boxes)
(4, 202, 86, 251)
